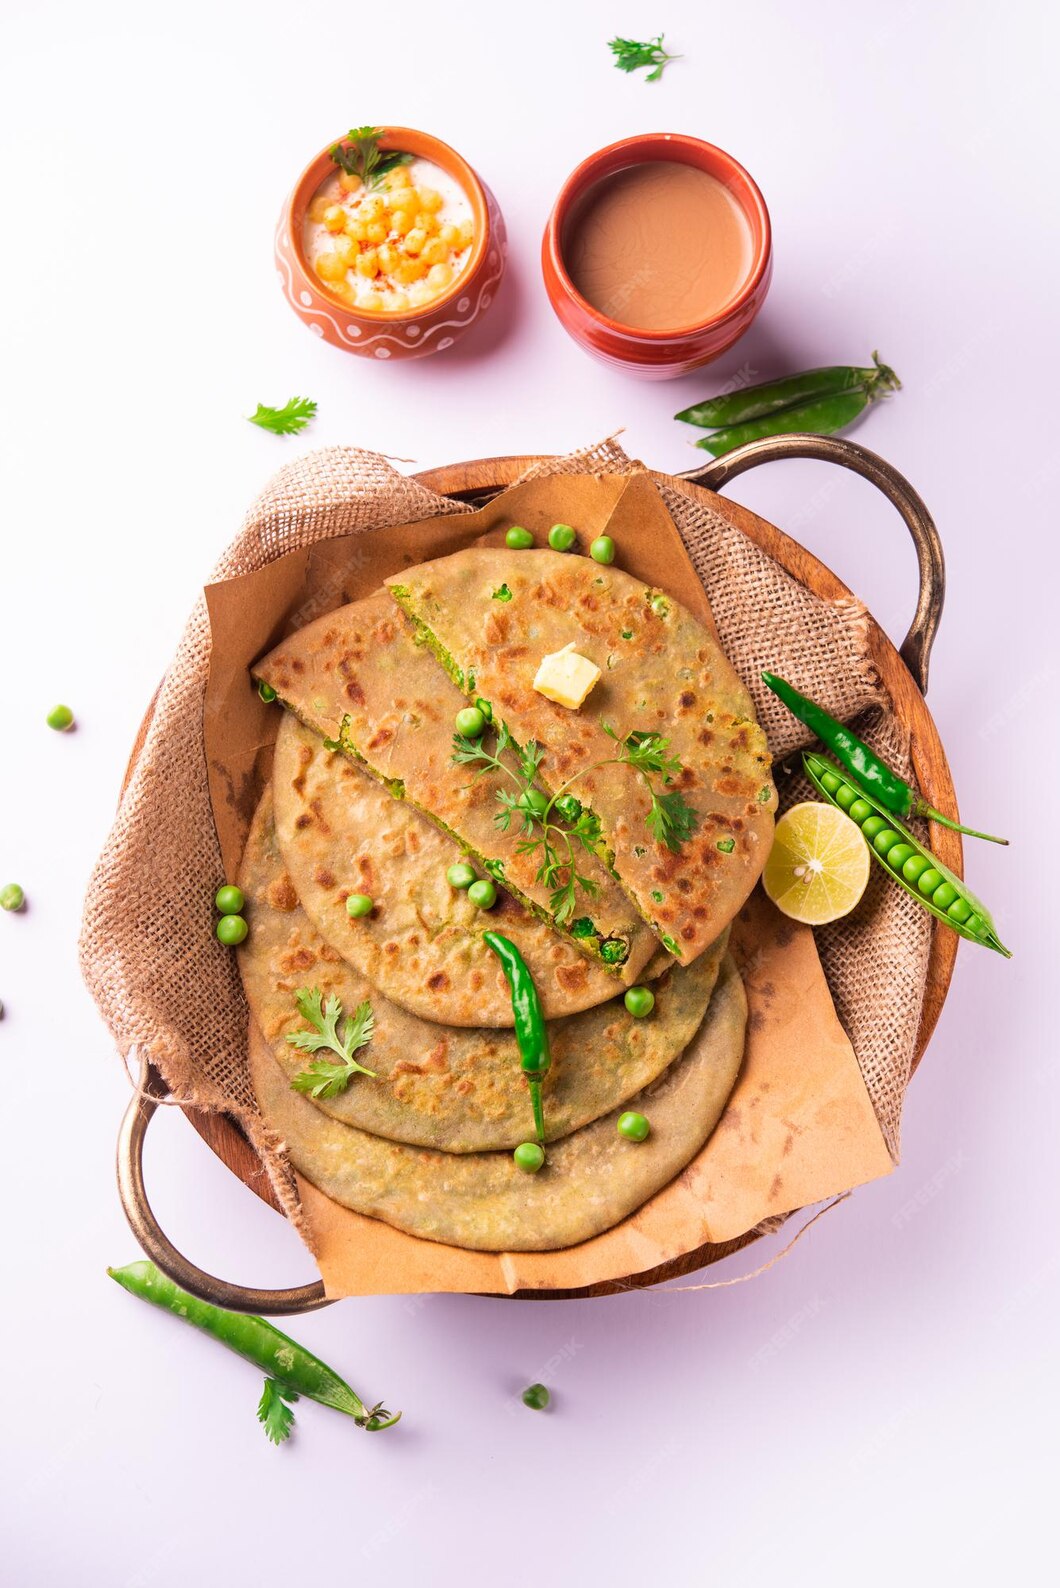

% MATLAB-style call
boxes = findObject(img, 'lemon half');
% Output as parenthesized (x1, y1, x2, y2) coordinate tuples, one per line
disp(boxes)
(762, 801, 871, 926)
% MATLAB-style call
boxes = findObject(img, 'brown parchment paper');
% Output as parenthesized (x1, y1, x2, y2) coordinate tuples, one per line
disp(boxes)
(201, 467, 892, 1297)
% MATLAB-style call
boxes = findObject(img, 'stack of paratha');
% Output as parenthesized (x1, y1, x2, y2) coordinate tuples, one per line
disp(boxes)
(240, 547, 775, 1253)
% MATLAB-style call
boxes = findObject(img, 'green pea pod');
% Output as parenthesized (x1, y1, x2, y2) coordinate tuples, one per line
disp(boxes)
(694, 388, 873, 456)
(802, 752, 1011, 957)
(676, 352, 899, 429)
(108, 1261, 400, 1428)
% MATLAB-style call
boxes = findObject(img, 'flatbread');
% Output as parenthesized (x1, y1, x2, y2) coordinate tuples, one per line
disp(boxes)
(254, 591, 657, 980)
(273, 713, 669, 1026)
(239, 787, 728, 1152)
(386, 549, 776, 962)
(250, 955, 747, 1252)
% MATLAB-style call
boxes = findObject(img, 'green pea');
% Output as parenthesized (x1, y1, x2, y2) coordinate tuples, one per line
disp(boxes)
(884, 842, 914, 869)
(345, 893, 374, 918)
(617, 1110, 650, 1142)
(820, 771, 842, 795)
(964, 913, 984, 936)
(917, 868, 943, 897)
(624, 986, 655, 1018)
(257, 680, 277, 704)
(848, 798, 873, 824)
(650, 595, 669, 616)
(902, 854, 931, 884)
(522, 1383, 550, 1410)
(873, 829, 901, 855)
(468, 879, 497, 910)
(216, 914, 248, 946)
(947, 897, 973, 924)
(554, 793, 582, 823)
(931, 882, 958, 911)
(513, 1142, 545, 1174)
(455, 706, 487, 739)
(517, 788, 549, 818)
(835, 784, 856, 810)
(214, 884, 244, 915)
(548, 523, 576, 552)
(46, 703, 74, 731)
(590, 536, 615, 565)
(447, 862, 476, 890)
(505, 526, 533, 549)
(0, 883, 25, 913)
(860, 815, 888, 842)
(474, 697, 493, 723)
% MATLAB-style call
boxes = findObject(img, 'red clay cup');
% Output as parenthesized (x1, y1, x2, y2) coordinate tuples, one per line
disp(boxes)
(542, 133, 772, 380)
(276, 127, 507, 361)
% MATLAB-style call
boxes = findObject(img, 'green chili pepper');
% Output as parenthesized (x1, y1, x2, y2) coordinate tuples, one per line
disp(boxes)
(676, 353, 899, 429)
(765, 672, 1008, 845)
(483, 931, 552, 1142)
(802, 752, 1010, 957)
(107, 1260, 400, 1431)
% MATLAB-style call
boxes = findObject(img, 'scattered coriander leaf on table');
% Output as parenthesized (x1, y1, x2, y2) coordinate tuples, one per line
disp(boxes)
(608, 33, 679, 81)
(287, 987, 377, 1097)
(247, 397, 317, 436)
(257, 1377, 299, 1445)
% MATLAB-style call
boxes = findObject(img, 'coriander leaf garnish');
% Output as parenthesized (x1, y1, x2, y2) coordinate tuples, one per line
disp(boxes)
(247, 397, 317, 437)
(329, 126, 414, 190)
(607, 33, 680, 82)
(257, 1377, 299, 1445)
(287, 987, 376, 1098)
(451, 713, 699, 920)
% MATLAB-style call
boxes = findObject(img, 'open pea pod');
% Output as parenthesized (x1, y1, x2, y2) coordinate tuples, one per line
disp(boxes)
(802, 752, 1011, 958)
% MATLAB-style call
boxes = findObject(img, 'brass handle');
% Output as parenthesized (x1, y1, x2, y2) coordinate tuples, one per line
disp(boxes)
(116, 1058, 331, 1315)
(681, 433, 945, 695)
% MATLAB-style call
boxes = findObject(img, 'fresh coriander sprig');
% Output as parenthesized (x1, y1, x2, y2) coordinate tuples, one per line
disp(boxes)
(607, 33, 680, 82)
(601, 726, 699, 851)
(451, 715, 700, 922)
(248, 397, 317, 437)
(329, 126, 414, 189)
(287, 987, 376, 1098)
(258, 1377, 299, 1445)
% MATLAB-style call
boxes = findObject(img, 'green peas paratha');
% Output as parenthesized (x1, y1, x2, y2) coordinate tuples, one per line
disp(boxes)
(272, 713, 670, 1026)
(386, 548, 776, 962)
(238, 787, 728, 1153)
(249, 954, 747, 1252)
(253, 591, 657, 979)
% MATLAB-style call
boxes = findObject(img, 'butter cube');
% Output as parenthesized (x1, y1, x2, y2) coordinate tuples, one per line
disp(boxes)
(532, 642, 601, 710)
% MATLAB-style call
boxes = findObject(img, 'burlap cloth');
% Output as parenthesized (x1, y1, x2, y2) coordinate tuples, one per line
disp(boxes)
(80, 438, 931, 1246)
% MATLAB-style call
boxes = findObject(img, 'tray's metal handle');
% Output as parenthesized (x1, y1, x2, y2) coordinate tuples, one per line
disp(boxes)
(681, 433, 945, 695)
(117, 1058, 331, 1314)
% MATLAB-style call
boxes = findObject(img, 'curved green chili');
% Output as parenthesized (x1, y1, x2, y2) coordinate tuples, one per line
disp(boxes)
(483, 931, 552, 1143)
(765, 672, 1008, 845)
(108, 1261, 400, 1430)
(677, 352, 899, 429)
(802, 752, 1010, 957)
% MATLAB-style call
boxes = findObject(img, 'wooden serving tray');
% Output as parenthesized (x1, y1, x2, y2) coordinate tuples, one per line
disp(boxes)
(118, 438, 957, 1308)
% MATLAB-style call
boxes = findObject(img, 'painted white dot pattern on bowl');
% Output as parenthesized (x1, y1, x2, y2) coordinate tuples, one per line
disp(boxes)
(375, 347, 391, 359)
(345, 325, 362, 337)
(407, 325, 421, 339)
(457, 297, 470, 313)
(438, 337, 454, 351)
(299, 290, 312, 306)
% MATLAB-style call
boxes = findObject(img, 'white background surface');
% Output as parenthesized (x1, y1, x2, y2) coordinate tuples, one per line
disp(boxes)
(1, 3, 1056, 1583)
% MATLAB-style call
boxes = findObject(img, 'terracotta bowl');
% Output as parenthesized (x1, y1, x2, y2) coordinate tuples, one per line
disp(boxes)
(542, 133, 772, 380)
(275, 127, 507, 360)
